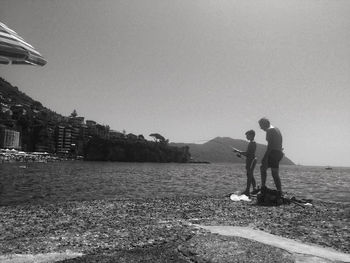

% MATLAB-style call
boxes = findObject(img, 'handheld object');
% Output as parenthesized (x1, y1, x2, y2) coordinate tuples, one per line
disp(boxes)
(231, 146, 241, 153)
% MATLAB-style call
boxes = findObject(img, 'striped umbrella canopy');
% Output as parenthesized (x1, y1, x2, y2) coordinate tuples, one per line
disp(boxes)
(0, 22, 47, 66)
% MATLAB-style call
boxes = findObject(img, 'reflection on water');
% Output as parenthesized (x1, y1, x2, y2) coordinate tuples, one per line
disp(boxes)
(0, 162, 349, 205)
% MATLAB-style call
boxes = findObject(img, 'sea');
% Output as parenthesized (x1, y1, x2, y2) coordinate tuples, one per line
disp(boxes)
(0, 162, 349, 206)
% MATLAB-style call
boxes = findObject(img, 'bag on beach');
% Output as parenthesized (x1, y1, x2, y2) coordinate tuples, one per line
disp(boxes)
(256, 187, 285, 206)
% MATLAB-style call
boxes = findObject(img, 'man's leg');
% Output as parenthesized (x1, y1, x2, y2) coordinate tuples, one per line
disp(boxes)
(271, 168, 282, 192)
(260, 165, 267, 188)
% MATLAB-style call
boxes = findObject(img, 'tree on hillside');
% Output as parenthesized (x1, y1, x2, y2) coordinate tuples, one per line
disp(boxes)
(149, 133, 167, 143)
(70, 109, 78, 117)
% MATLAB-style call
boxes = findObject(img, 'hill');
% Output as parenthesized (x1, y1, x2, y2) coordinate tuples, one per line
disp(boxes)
(0, 78, 190, 162)
(172, 137, 295, 165)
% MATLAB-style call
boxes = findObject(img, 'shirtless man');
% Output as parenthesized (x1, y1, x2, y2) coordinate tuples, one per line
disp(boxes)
(258, 118, 284, 194)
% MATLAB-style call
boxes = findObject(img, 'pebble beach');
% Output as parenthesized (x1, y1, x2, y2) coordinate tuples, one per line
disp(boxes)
(0, 195, 349, 262)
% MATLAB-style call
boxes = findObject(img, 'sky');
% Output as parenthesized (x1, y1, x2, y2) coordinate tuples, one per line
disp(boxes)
(1, 0, 349, 167)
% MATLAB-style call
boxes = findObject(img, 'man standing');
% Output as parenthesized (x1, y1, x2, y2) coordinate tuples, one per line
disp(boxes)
(258, 118, 284, 194)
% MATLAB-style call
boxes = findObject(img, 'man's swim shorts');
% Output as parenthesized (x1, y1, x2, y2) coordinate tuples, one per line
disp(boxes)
(267, 150, 284, 168)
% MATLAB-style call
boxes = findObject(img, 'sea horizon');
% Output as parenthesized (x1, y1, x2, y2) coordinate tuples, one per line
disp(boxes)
(1, 161, 349, 206)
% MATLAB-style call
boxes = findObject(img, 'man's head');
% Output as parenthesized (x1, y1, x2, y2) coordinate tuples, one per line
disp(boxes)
(245, 130, 255, 141)
(258, 118, 270, 131)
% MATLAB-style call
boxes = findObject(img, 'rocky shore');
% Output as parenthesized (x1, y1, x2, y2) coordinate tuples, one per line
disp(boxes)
(0, 195, 349, 262)
(0, 149, 82, 163)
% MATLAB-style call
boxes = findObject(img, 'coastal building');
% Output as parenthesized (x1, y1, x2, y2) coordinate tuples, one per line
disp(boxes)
(85, 120, 97, 138)
(55, 125, 82, 154)
(55, 125, 66, 153)
(63, 126, 72, 153)
(71, 126, 80, 144)
(0, 125, 20, 149)
(86, 120, 96, 127)
(109, 130, 124, 140)
(70, 126, 81, 155)
(34, 125, 56, 153)
(69, 116, 84, 126)
(96, 124, 109, 139)
(35, 145, 49, 152)
(85, 120, 110, 139)
(79, 124, 87, 139)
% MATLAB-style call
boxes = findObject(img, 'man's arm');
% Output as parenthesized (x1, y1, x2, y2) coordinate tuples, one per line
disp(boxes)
(261, 130, 272, 166)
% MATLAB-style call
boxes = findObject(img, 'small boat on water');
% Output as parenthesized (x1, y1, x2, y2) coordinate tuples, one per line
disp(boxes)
(325, 166, 332, 170)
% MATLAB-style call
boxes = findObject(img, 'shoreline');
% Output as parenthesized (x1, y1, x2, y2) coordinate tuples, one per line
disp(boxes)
(0, 195, 349, 262)
(0, 149, 84, 163)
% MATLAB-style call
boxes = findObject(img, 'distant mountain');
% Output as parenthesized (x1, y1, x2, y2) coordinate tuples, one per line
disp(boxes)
(171, 137, 295, 165)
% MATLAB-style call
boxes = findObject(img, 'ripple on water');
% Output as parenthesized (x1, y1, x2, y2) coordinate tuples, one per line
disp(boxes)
(0, 162, 349, 205)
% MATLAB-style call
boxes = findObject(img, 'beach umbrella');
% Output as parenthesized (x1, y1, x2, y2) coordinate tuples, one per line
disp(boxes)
(0, 21, 47, 66)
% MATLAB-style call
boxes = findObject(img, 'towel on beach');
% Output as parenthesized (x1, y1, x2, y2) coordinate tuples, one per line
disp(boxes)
(230, 194, 251, 202)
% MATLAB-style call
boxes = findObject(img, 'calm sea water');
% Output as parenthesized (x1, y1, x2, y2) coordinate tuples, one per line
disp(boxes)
(0, 162, 349, 206)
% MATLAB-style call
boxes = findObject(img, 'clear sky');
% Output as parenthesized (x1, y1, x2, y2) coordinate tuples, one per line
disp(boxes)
(1, 0, 349, 167)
